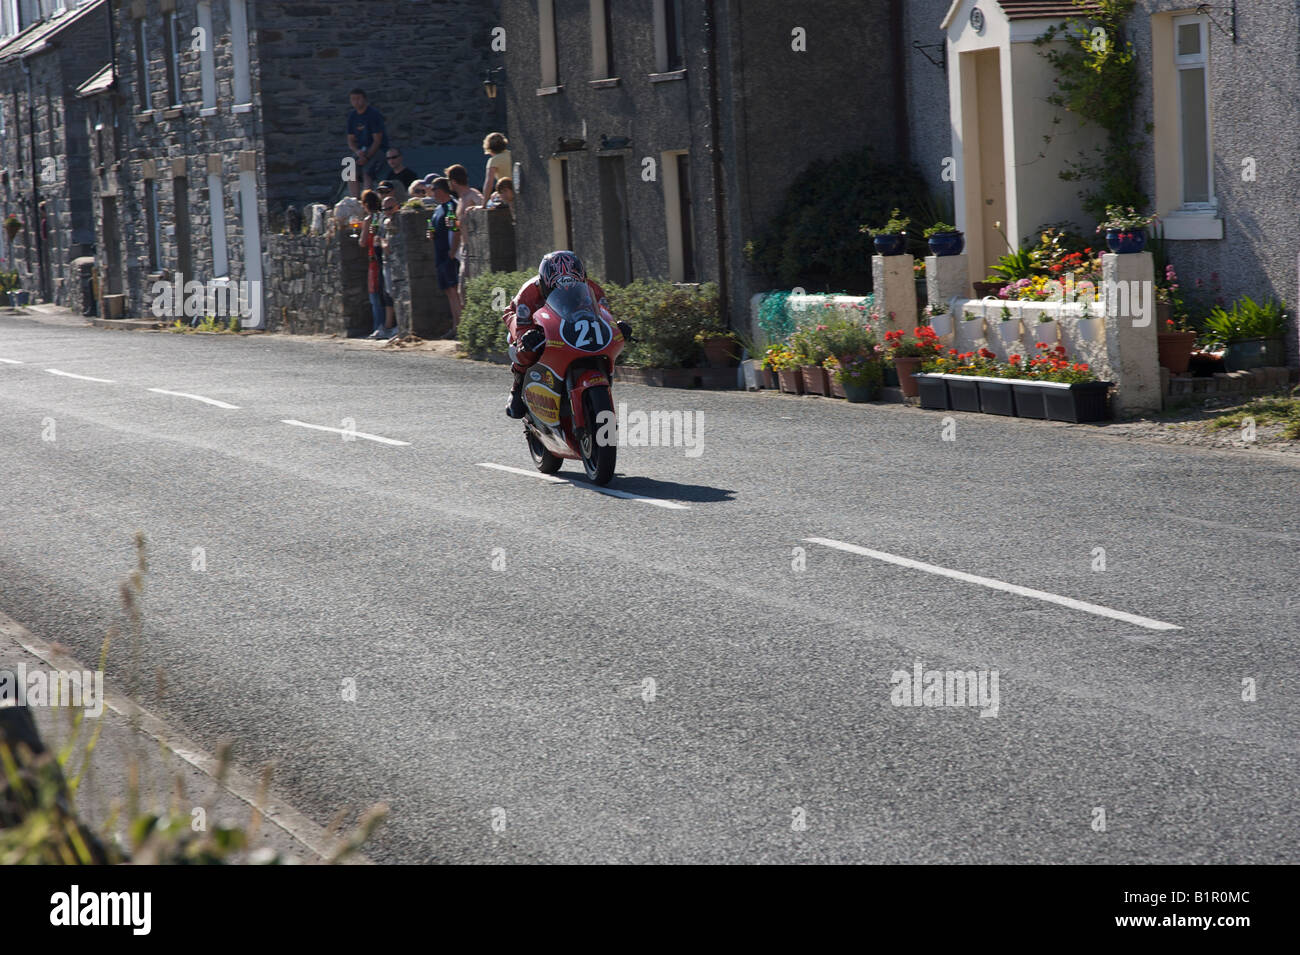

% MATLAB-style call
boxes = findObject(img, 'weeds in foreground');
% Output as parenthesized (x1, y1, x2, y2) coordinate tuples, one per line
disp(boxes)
(0, 533, 387, 863)
(1208, 394, 1300, 440)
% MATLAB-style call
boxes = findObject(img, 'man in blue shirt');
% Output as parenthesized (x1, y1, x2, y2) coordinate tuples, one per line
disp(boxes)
(345, 89, 387, 197)
(426, 177, 462, 334)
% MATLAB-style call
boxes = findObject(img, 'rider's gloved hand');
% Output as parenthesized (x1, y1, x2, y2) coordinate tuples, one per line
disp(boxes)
(616, 321, 634, 344)
(520, 327, 546, 354)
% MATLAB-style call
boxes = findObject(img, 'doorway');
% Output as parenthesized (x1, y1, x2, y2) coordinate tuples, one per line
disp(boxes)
(237, 169, 262, 327)
(960, 48, 1008, 280)
(598, 155, 632, 286)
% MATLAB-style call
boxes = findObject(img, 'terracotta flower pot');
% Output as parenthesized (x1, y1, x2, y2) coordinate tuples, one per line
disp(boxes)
(800, 364, 830, 396)
(777, 368, 804, 394)
(894, 356, 923, 398)
(972, 280, 1003, 300)
(1156, 331, 1197, 375)
(701, 335, 737, 368)
(829, 374, 846, 399)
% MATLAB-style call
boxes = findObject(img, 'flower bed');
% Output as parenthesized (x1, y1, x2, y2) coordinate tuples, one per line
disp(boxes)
(917, 343, 1113, 422)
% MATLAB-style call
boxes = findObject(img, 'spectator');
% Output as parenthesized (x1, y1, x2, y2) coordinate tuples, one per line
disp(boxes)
(376, 193, 403, 339)
(385, 147, 417, 189)
(345, 89, 387, 198)
(444, 164, 484, 301)
(408, 180, 438, 208)
(376, 178, 407, 205)
(481, 132, 512, 196)
(425, 177, 462, 334)
(357, 189, 389, 339)
(486, 177, 515, 213)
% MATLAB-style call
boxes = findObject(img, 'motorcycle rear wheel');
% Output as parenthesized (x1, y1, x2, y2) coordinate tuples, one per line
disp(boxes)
(526, 427, 563, 474)
(579, 387, 617, 485)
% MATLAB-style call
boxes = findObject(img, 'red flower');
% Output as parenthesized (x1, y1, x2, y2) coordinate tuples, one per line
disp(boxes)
(1035, 342, 1049, 350)
(978, 347, 995, 359)
(1009, 354, 1021, 363)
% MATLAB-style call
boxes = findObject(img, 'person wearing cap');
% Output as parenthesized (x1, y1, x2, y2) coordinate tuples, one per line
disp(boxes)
(376, 178, 407, 204)
(425, 177, 462, 333)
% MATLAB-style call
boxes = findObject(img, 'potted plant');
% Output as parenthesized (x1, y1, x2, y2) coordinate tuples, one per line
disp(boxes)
(863, 208, 911, 257)
(822, 356, 847, 398)
(1156, 266, 1196, 375)
(695, 329, 740, 368)
(1001, 344, 1112, 422)
(2, 214, 22, 243)
(790, 326, 833, 396)
(759, 345, 786, 388)
(1201, 296, 1288, 371)
(831, 354, 884, 403)
(986, 302, 1022, 359)
(1097, 205, 1156, 254)
(765, 344, 802, 393)
(884, 326, 943, 398)
(923, 302, 953, 338)
(924, 222, 964, 257)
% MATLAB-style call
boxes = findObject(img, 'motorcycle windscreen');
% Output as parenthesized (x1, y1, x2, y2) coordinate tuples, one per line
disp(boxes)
(546, 283, 613, 353)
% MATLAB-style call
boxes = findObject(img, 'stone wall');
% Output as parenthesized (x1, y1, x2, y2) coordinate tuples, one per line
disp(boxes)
(264, 231, 362, 335)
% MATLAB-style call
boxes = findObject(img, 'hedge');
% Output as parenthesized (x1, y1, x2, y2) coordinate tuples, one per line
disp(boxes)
(460, 271, 723, 368)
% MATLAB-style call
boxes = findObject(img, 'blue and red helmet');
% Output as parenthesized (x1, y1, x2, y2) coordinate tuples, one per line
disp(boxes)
(539, 250, 586, 294)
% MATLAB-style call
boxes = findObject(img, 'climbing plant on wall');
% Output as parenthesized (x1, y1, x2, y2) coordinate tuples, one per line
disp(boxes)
(1034, 0, 1147, 222)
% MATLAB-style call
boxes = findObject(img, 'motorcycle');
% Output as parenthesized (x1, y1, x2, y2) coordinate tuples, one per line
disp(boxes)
(520, 281, 627, 485)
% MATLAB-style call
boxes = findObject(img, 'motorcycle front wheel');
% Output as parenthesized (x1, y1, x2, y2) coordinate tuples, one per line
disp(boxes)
(526, 427, 563, 474)
(579, 387, 617, 485)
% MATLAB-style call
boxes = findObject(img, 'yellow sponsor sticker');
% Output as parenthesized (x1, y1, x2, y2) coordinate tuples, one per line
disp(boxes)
(524, 383, 562, 426)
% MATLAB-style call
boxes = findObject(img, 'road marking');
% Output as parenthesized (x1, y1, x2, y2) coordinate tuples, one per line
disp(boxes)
(281, 418, 410, 446)
(0, 358, 22, 364)
(804, 537, 1182, 632)
(0, 609, 367, 864)
(148, 388, 240, 410)
(46, 368, 116, 383)
(477, 462, 690, 509)
(478, 461, 567, 484)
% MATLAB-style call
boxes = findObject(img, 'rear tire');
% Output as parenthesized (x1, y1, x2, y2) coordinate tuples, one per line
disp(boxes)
(579, 387, 617, 485)
(526, 428, 563, 474)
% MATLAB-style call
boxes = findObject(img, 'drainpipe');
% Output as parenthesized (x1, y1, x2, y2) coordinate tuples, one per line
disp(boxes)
(704, 0, 730, 329)
(890, 0, 909, 165)
(20, 52, 46, 303)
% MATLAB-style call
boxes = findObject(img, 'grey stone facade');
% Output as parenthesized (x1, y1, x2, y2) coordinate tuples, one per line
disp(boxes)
(0, 0, 112, 306)
(79, 0, 503, 324)
(499, 0, 905, 331)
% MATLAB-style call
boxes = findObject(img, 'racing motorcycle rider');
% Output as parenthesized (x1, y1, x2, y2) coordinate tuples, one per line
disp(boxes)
(502, 250, 632, 418)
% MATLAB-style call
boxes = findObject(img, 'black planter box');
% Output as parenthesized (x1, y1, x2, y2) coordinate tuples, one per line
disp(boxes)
(915, 374, 951, 410)
(1043, 381, 1112, 422)
(976, 379, 1016, 416)
(1010, 381, 1048, 419)
(945, 376, 981, 413)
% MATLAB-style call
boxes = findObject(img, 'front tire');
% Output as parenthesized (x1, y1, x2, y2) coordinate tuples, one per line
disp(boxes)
(579, 387, 617, 485)
(526, 428, 563, 474)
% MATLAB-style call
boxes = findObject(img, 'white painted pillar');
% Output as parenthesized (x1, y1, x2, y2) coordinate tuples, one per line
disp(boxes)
(1102, 251, 1160, 416)
(871, 254, 917, 337)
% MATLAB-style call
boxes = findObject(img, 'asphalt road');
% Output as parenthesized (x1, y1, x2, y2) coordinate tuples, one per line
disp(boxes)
(1, 309, 1297, 863)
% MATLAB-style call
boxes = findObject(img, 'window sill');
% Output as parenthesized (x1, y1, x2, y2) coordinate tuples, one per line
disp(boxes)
(536, 85, 564, 96)
(231, 103, 253, 114)
(649, 70, 687, 83)
(162, 107, 183, 120)
(589, 77, 620, 89)
(1160, 211, 1223, 240)
(135, 111, 155, 123)
(199, 106, 218, 118)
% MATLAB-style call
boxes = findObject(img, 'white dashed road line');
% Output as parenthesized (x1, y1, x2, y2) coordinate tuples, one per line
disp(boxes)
(45, 368, 116, 383)
(148, 388, 241, 410)
(477, 462, 691, 510)
(804, 537, 1183, 632)
(281, 418, 411, 446)
(0, 358, 22, 364)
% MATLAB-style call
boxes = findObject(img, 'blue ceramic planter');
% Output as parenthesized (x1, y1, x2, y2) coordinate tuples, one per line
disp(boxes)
(927, 232, 965, 257)
(1105, 229, 1147, 254)
(873, 234, 907, 256)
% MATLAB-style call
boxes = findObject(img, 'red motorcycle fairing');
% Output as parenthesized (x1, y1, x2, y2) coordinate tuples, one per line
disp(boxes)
(519, 282, 625, 481)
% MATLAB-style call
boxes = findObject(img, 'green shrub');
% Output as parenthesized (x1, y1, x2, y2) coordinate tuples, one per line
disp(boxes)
(745, 147, 930, 292)
(613, 281, 721, 368)
(460, 269, 534, 355)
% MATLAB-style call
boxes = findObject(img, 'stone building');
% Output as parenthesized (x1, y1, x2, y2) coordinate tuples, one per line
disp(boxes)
(0, 0, 111, 306)
(83, 0, 505, 326)
(498, 0, 953, 328)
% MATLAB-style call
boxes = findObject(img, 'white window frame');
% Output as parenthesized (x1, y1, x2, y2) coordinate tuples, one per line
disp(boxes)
(2, 0, 20, 37)
(208, 172, 228, 278)
(1172, 14, 1214, 211)
(230, 0, 251, 107)
(653, 0, 684, 74)
(134, 17, 152, 112)
(197, 2, 216, 110)
(164, 10, 183, 106)
(538, 0, 559, 89)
